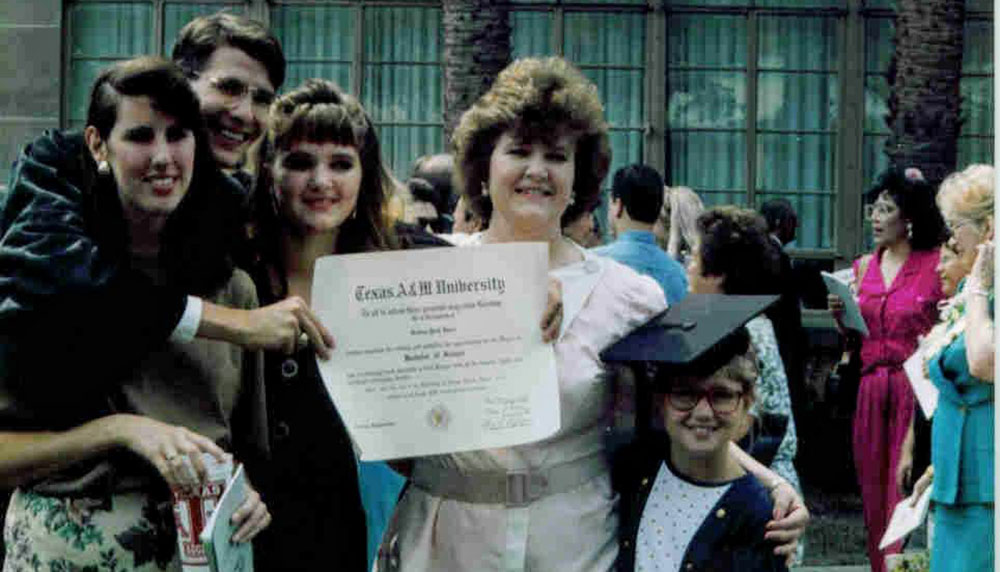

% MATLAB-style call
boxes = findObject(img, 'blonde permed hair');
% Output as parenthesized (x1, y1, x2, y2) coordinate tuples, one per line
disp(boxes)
(452, 57, 611, 223)
(937, 164, 994, 232)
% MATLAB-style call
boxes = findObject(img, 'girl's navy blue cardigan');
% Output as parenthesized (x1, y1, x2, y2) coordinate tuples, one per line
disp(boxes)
(611, 432, 788, 572)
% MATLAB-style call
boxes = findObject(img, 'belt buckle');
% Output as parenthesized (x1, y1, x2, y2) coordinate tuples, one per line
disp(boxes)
(505, 471, 549, 507)
(506, 472, 529, 507)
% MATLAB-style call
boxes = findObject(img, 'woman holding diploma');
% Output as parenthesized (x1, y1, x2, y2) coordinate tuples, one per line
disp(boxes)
(911, 164, 994, 572)
(245, 79, 552, 571)
(380, 57, 808, 571)
(1, 57, 270, 570)
(827, 167, 946, 572)
(244, 79, 396, 571)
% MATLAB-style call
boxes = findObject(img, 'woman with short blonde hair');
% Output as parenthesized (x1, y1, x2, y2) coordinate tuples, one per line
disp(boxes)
(915, 164, 994, 572)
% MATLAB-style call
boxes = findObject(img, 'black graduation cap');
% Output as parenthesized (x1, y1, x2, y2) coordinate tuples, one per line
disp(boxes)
(601, 294, 779, 437)
(602, 294, 778, 373)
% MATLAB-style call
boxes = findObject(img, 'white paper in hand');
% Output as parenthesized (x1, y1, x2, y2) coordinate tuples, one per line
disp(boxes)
(879, 484, 933, 550)
(821, 272, 869, 336)
(199, 464, 253, 572)
(904, 349, 938, 418)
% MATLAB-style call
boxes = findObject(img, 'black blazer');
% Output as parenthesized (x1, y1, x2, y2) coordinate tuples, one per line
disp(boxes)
(612, 433, 788, 572)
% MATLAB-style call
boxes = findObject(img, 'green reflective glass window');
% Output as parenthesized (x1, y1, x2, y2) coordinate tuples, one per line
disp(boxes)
(67, 2, 153, 128)
(363, 7, 443, 178)
(272, 5, 354, 93)
(511, 11, 553, 58)
(164, 3, 245, 58)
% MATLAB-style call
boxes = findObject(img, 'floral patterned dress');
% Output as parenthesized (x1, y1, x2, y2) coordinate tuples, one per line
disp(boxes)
(746, 316, 800, 494)
(4, 489, 178, 572)
(3, 269, 265, 572)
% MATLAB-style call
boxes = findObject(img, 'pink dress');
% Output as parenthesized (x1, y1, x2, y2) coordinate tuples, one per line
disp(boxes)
(852, 248, 942, 572)
(382, 238, 667, 571)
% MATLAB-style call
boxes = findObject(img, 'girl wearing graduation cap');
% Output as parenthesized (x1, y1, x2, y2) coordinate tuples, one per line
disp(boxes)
(609, 296, 790, 572)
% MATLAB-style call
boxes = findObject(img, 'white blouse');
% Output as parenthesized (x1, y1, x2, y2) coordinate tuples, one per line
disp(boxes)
(635, 462, 732, 572)
(385, 237, 667, 571)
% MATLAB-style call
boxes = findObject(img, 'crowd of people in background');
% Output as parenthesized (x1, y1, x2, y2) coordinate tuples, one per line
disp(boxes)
(0, 9, 992, 572)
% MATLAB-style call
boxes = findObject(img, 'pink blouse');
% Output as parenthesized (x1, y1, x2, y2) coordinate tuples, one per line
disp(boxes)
(854, 248, 943, 373)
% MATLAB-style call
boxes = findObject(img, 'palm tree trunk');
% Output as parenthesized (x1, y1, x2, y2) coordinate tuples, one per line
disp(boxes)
(442, 0, 511, 143)
(885, 0, 965, 187)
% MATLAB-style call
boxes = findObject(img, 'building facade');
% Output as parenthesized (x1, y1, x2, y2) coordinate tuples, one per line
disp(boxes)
(0, 0, 993, 261)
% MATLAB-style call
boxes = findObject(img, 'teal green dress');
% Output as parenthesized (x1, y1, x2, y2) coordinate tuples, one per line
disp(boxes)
(926, 292, 994, 572)
(359, 461, 406, 570)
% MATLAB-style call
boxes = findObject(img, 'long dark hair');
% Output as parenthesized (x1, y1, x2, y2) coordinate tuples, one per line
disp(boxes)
(85, 56, 240, 296)
(250, 79, 398, 300)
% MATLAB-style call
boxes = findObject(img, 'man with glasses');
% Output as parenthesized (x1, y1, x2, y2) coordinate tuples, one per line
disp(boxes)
(0, 12, 333, 362)
(175, 13, 281, 173)
(0, 11, 343, 567)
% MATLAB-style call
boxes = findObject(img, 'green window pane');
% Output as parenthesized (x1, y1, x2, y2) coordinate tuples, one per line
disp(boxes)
(758, 17, 838, 72)
(68, 60, 111, 127)
(668, 0, 751, 6)
(604, 128, 645, 204)
(863, 133, 890, 185)
(574, 0, 645, 5)
(581, 68, 643, 129)
(963, 19, 994, 74)
(756, 134, 836, 249)
(608, 129, 644, 169)
(699, 190, 749, 208)
(69, 3, 152, 58)
(272, 6, 354, 63)
(374, 125, 445, 180)
(756, 191, 834, 249)
(669, 15, 747, 69)
(961, 77, 994, 137)
(669, 131, 747, 192)
(564, 12, 644, 67)
(68, 2, 153, 128)
(164, 3, 246, 58)
(865, 17, 894, 74)
(757, 72, 838, 131)
(865, 0, 893, 7)
(966, 0, 992, 11)
(284, 63, 352, 95)
(757, 0, 843, 7)
(864, 75, 890, 134)
(364, 7, 441, 64)
(957, 137, 994, 167)
(756, 134, 837, 192)
(360, 6, 443, 180)
(668, 71, 747, 130)
(511, 11, 553, 58)
(362, 65, 442, 123)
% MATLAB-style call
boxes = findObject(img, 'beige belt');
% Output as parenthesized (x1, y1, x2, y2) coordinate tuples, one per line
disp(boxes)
(410, 455, 608, 507)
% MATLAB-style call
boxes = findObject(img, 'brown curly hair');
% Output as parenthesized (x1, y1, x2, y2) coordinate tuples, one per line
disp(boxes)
(695, 206, 781, 295)
(452, 57, 611, 224)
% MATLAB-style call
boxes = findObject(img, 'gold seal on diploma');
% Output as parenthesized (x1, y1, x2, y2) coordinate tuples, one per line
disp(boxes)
(427, 404, 451, 430)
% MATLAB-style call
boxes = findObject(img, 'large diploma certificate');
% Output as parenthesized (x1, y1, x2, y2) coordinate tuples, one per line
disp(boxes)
(311, 242, 560, 461)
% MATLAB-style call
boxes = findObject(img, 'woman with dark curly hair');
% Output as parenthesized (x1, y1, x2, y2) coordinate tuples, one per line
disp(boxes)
(828, 167, 947, 572)
(686, 206, 802, 502)
(378, 57, 808, 572)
